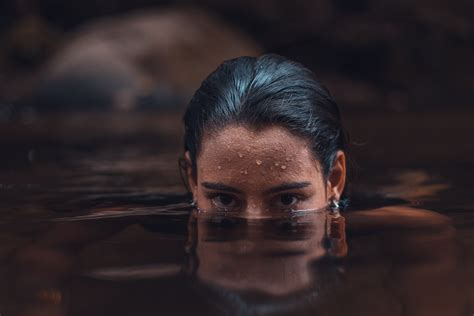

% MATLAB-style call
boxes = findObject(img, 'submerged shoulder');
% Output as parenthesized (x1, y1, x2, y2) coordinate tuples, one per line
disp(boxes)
(344, 205, 452, 232)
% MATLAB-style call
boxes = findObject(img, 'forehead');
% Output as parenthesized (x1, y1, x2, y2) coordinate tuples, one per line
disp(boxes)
(197, 125, 322, 186)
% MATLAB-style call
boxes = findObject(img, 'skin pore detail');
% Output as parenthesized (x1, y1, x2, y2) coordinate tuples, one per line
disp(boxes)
(185, 125, 333, 294)
(186, 124, 341, 218)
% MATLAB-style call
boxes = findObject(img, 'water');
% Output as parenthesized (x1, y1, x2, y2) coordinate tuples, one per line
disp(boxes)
(0, 110, 473, 315)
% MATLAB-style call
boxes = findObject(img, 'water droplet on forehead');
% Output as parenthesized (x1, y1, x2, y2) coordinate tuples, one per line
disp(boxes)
(256, 159, 262, 165)
(281, 165, 287, 170)
(238, 152, 244, 158)
(217, 165, 222, 170)
(274, 162, 279, 166)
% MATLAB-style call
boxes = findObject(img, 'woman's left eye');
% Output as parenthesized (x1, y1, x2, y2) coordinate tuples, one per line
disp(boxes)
(273, 194, 300, 209)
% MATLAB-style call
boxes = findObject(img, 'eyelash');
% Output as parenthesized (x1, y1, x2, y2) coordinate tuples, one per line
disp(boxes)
(204, 192, 307, 211)
(202, 193, 239, 212)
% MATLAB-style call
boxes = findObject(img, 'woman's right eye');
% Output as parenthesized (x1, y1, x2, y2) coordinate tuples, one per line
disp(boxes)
(211, 194, 239, 210)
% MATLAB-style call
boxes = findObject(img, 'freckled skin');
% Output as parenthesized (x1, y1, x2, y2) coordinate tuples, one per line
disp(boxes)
(182, 124, 457, 302)
(190, 125, 332, 217)
(183, 124, 348, 294)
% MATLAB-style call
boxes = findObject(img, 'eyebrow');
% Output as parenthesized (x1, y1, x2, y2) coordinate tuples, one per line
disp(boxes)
(201, 182, 242, 193)
(201, 181, 312, 194)
(264, 182, 312, 194)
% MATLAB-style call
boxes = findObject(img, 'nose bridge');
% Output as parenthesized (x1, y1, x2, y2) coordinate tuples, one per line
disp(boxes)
(243, 196, 265, 239)
(244, 195, 266, 219)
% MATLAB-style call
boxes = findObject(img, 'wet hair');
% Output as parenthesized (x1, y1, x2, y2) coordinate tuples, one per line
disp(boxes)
(182, 53, 350, 204)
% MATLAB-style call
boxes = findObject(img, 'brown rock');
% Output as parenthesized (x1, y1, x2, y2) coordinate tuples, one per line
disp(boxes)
(32, 7, 261, 112)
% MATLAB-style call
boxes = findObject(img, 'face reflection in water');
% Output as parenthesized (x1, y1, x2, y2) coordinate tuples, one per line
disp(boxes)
(187, 210, 330, 296)
(184, 124, 348, 296)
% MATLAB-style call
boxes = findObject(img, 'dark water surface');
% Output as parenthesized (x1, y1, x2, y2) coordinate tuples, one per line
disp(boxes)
(0, 110, 473, 315)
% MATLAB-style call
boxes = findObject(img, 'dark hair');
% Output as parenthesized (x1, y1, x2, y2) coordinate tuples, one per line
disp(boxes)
(182, 53, 350, 204)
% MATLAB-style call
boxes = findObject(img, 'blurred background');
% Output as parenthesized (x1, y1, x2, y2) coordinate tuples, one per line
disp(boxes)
(0, 2, 473, 314)
(0, 0, 473, 209)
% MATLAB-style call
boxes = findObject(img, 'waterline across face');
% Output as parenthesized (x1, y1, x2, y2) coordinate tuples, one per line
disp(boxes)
(186, 125, 331, 218)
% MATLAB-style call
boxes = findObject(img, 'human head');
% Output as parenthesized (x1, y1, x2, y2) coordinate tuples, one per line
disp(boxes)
(182, 53, 349, 216)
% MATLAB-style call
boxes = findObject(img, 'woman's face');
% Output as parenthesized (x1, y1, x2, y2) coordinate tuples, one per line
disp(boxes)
(186, 125, 345, 218)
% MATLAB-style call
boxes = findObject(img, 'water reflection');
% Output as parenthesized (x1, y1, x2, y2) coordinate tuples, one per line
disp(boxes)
(1, 202, 469, 316)
(180, 208, 348, 315)
(186, 209, 346, 292)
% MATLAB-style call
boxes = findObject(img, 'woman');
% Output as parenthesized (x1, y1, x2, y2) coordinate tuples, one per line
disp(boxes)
(181, 53, 451, 227)
(3, 55, 460, 316)
(178, 54, 460, 314)
(182, 54, 348, 238)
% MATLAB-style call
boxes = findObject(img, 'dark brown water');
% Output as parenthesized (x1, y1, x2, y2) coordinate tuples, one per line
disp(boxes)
(0, 110, 473, 316)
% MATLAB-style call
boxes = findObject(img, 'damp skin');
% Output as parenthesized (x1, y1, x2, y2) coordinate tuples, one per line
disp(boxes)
(186, 124, 347, 218)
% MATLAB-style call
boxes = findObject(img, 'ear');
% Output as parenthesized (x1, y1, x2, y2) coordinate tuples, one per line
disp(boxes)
(184, 151, 198, 199)
(326, 150, 346, 201)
